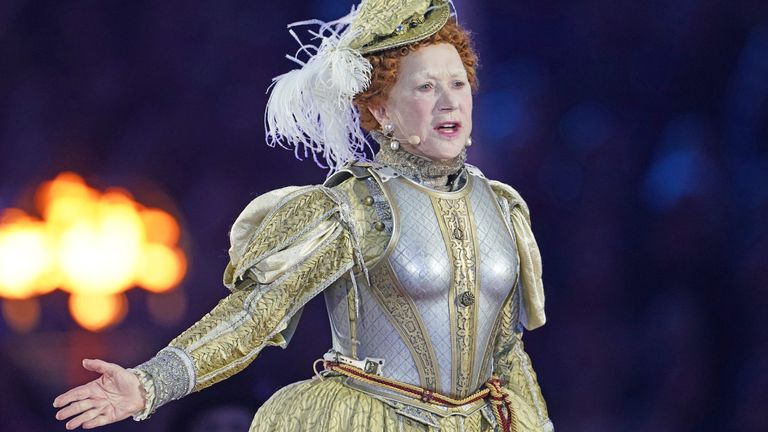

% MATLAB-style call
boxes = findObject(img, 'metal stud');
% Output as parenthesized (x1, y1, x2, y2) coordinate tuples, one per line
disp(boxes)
(459, 291, 475, 307)
(362, 196, 374, 206)
(373, 221, 386, 232)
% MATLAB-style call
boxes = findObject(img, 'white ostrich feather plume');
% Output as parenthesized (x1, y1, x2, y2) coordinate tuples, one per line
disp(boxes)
(265, 5, 373, 173)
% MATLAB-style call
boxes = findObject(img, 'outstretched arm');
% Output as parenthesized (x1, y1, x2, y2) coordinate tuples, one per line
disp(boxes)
(53, 359, 145, 430)
(53, 185, 359, 429)
(129, 187, 356, 417)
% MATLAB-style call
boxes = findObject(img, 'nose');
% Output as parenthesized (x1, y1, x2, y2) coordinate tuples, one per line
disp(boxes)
(437, 87, 458, 112)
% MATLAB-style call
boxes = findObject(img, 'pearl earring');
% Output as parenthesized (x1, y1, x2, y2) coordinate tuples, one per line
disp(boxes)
(382, 123, 399, 151)
(466, 136, 473, 147)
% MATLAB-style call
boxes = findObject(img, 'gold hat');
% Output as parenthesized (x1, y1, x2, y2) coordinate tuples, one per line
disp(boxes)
(348, 0, 452, 54)
(265, 0, 455, 173)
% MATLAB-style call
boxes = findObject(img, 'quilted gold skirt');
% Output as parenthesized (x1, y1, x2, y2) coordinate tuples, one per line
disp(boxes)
(249, 376, 549, 431)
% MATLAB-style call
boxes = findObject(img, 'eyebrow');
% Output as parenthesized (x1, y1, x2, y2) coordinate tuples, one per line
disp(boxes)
(408, 70, 467, 81)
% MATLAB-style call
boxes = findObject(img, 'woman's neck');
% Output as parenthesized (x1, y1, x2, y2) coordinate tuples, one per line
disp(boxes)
(371, 131, 467, 191)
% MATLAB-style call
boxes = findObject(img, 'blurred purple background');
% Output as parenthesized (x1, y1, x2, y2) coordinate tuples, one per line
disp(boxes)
(1, 0, 767, 431)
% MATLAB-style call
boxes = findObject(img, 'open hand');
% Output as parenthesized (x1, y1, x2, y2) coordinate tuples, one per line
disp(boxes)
(53, 359, 145, 430)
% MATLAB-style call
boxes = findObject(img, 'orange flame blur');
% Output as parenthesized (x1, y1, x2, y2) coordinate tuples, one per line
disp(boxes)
(0, 172, 187, 331)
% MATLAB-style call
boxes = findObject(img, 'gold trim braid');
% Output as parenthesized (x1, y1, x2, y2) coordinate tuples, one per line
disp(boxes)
(430, 193, 479, 397)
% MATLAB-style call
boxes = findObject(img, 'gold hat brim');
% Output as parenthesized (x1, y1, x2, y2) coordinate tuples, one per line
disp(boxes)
(347, 0, 452, 55)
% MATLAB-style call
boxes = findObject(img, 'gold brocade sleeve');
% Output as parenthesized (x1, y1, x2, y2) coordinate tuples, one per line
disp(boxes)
(132, 186, 358, 419)
(489, 181, 546, 330)
(491, 292, 553, 431)
(488, 180, 553, 431)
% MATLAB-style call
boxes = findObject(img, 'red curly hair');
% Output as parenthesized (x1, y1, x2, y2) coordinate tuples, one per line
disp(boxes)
(353, 19, 478, 132)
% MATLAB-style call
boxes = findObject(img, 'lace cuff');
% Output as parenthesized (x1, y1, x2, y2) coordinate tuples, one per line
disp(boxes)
(126, 368, 156, 421)
(130, 347, 196, 419)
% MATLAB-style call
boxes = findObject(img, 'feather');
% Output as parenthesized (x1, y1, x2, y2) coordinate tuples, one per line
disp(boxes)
(265, 6, 373, 173)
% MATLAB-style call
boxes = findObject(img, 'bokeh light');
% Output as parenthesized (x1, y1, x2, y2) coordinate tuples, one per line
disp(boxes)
(0, 214, 58, 299)
(0, 172, 187, 332)
(136, 244, 188, 293)
(1, 298, 41, 333)
(68, 292, 128, 332)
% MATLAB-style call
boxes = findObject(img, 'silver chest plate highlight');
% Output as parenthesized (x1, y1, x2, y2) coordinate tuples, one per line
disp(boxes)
(326, 171, 520, 398)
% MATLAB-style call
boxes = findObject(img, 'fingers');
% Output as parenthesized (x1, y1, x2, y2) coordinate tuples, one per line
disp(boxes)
(54, 359, 121, 408)
(56, 399, 94, 421)
(53, 358, 127, 428)
(53, 383, 92, 408)
(65, 407, 102, 430)
(82, 358, 119, 375)
(82, 415, 112, 429)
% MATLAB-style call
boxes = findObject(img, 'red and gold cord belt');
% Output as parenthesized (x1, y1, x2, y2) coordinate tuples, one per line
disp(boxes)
(323, 360, 518, 432)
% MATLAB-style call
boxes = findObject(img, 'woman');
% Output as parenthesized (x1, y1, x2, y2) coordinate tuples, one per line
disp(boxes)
(53, 1, 553, 431)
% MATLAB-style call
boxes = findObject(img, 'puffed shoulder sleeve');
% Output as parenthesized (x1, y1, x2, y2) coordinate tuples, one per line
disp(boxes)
(488, 181, 553, 432)
(489, 180, 546, 330)
(131, 185, 359, 419)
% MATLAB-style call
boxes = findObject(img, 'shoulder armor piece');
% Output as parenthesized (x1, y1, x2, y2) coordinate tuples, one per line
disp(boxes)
(324, 163, 374, 188)
(348, 164, 373, 179)
(370, 164, 400, 182)
(464, 163, 486, 179)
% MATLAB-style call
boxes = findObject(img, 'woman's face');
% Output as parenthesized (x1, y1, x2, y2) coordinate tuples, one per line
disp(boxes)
(370, 43, 473, 161)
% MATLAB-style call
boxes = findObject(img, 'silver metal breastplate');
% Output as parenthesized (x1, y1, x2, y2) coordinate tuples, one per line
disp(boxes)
(324, 170, 519, 398)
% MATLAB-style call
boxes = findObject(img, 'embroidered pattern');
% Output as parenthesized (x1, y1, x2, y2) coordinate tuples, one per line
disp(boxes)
(431, 195, 479, 397)
(236, 188, 338, 275)
(134, 347, 195, 415)
(191, 230, 354, 389)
